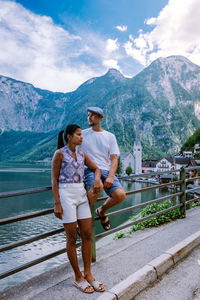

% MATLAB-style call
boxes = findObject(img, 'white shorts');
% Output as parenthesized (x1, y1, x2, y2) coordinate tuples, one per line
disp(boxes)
(59, 182, 91, 223)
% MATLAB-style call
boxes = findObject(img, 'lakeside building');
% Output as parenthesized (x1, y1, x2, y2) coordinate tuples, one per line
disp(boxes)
(194, 144, 200, 155)
(142, 158, 158, 173)
(120, 152, 134, 175)
(182, 151, 193, 158)
(119, 139, 200, 176)
(133, 135, 142, 174)
(174, 157, 198, 170)
(119, 131, 142, 174)
(155, 157, 174, 172)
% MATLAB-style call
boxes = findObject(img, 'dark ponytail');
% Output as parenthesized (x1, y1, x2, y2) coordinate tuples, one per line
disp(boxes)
(57, 124, 81, 149)
(57, 130, 65, 149)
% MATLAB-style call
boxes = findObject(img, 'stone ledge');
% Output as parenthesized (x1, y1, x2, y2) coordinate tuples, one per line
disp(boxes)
(96, 291, 117, 300)
(165, 230, 200, 263)
(103, 265, 156, 300)
(147, 253, 174, 278)
(97, 230, 200, 300)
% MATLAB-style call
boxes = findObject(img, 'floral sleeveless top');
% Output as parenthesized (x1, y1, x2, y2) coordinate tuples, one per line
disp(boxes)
(58, 145, 85, 183)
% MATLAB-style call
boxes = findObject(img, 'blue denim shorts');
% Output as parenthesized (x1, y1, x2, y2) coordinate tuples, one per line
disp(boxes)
(84, 168, 122, 196)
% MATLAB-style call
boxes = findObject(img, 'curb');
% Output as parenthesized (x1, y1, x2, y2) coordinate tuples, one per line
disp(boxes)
(96, 230, 200, 300)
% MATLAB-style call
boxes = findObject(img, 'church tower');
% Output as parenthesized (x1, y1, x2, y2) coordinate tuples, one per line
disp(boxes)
(133, 129, 142, 174)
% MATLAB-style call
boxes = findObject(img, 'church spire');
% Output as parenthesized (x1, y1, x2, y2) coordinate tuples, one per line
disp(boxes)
(133, 122, 142, 174)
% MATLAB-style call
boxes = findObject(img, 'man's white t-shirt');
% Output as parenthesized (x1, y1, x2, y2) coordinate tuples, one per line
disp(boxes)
(81, 128, 120, 171)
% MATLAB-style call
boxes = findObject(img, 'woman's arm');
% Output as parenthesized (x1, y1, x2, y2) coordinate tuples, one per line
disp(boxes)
(84, 153, 101, 192)
(51, 150, 63, 219)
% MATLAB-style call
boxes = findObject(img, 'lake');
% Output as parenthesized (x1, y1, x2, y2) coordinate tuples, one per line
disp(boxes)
(0, 163, 172, 291)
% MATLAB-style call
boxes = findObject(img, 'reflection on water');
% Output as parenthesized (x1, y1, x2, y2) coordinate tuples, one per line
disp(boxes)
(0, 164, 171, 291)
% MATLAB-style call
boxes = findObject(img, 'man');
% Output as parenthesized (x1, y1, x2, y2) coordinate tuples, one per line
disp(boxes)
(81, 107, 126, 230)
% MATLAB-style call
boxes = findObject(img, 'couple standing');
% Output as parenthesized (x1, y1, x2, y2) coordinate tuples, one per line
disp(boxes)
(51, 107, 126, 294)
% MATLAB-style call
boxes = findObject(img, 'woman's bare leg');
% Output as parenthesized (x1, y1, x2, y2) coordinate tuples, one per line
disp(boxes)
(63, 222, 94, 292)
(63, 222, 84, 281)
(77, 218, 93, 280)
(78, 218, 105, 291)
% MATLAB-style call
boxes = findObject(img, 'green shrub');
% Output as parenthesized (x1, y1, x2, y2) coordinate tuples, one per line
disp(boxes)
(126, 166, 132, 176)
(114, 200, 182, 239)
(113, 232, 125, 240)
(191, 201, 200, 208)
(129, 200, 182, 233)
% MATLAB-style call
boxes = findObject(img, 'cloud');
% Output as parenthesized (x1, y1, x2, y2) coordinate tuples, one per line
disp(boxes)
(106, 38, 119, 53)
(103, 59, 120, 70)
(115, 25, 127, 32)
(0, 1, 120, 92)
(124, 0, 200, 67)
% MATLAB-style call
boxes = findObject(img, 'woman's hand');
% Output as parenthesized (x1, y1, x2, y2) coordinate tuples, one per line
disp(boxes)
(93, 179, 102, 193)
(54, 203, 63, 219)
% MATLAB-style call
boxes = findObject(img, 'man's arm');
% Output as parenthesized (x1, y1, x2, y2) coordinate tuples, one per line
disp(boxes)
(104, 154, 118, 189)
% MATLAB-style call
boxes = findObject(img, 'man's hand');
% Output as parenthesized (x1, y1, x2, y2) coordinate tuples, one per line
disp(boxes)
(54, 203, 63, 219)
(104, 176, 114, 189)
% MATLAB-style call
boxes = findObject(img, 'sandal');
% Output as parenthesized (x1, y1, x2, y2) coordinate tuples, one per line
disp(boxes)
(73, 280, 94, 293)
(95, 208, 110, 231)
(89, 279, 105, 292)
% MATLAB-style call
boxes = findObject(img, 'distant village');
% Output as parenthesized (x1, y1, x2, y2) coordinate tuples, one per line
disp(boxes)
(120, 138, 200, 182)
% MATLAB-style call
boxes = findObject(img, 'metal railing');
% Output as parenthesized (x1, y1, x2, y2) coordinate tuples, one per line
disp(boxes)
(0, 166, 200, 280)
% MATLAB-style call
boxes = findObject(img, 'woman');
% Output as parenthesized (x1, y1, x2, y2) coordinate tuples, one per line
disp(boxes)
(51, 124, 105, 294)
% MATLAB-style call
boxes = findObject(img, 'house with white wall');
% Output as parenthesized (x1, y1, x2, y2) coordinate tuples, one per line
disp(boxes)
(183, 151, 193, 158)
(120, 152, 134, 174)
(194, 144, 200, 154)
(155, 157, 174, 172)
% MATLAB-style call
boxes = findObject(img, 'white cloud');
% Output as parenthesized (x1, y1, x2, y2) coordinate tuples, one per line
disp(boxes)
(115, 25, 127, 32)
(129, 34, 134, 42)
(0, 1, 120, 92)
(103, 59, 120, 70)
(124, 41, 147, 66)
(106, 38, 119, 53)
(124, 0, 200, 67)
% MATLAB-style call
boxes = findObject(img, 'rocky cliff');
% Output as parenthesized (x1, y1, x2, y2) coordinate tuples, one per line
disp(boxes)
(0, 55, 200, 161)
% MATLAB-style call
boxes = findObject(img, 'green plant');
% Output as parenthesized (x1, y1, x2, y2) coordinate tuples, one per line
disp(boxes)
(113, 232, 125, 240)
(172, 176, 178, 182)
(126, 166, 132, 176)
(116, 156, 123, 175)
(191, 200, 200, 208)
(129, 200, 182, 233)
(194, 153, 200, 159)
(113, 200, 182, 240)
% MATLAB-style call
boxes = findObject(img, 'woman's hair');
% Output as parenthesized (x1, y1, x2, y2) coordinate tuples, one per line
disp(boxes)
(57, 124, 81, 149)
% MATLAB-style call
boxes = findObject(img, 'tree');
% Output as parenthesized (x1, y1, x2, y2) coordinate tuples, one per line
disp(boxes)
(126, 166, 132, 176)
(116, 156, 122, 175)
(195, 153, 200, 159)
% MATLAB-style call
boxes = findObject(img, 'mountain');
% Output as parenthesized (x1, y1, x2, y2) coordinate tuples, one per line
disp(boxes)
(0, 55, 200, 162)
(181, 127, 200, 153)
(0, 76, 70, 132)
(126, 55, 200, 156)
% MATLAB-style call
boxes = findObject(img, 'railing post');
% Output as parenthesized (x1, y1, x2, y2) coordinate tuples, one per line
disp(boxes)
(179, 167, 186, 217)
(91, 206, 96, 262)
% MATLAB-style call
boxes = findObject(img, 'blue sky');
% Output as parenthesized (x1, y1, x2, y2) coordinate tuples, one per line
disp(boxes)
(0, 0, 199, 92)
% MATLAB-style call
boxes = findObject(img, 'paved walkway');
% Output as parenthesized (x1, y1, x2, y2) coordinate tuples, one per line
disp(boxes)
(134, 245, 200, 300)
(1, 206, 200, 300)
